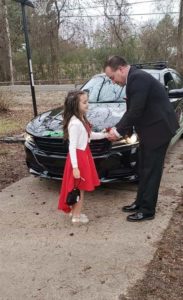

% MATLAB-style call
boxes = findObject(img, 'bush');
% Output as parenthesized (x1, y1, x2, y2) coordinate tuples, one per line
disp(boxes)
(0, 90, 11, 112)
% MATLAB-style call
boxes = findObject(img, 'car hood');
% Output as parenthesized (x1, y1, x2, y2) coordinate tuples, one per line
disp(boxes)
(26, 103, 126, 137)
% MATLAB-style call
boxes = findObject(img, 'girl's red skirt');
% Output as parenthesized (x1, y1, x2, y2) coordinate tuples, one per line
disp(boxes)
(58, 145, 100, 213)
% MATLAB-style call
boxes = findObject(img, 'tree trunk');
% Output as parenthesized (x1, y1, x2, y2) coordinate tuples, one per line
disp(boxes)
(177, 0, 183, 73)
(2, 0, 14, 84)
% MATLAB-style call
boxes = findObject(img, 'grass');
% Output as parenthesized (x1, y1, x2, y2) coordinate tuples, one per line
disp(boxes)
(0, 90, 65, 138)
(0, 149, 8, 156)
(0, 90, 12, 112)
(0, 118, 22, 136)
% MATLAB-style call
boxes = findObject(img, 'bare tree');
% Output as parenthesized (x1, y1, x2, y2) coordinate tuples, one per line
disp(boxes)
(154, 0, 174, 12)
(139, 13, 177, 65)
(1, 0, 14, 84)
(30, 0, 68, 80)
(177, 0, 183, 73)
(95, 0, 132, 47)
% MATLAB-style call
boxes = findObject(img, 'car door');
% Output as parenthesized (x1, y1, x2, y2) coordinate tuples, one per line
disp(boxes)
(171, 71, 183, 126)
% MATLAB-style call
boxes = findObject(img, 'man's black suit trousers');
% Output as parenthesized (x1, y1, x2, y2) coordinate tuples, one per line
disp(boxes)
(135, 142, 170, 215)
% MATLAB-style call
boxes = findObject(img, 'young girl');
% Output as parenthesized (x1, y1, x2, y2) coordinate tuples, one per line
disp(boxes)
(58, 90, 108, 224)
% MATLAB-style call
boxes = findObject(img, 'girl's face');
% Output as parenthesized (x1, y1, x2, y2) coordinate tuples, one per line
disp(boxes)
(79, 93, 89, 115)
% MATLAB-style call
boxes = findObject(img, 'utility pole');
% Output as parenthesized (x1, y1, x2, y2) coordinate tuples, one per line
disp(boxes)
(14, 0, 38, 117)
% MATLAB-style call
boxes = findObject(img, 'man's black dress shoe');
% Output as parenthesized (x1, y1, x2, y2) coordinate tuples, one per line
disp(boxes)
(127, 212, 155, 222)
(122, 202, 139, 213)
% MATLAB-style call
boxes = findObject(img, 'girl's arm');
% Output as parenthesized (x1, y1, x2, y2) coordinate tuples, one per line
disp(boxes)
(90, 131, 108, 140)
(68, 123, 79, 169)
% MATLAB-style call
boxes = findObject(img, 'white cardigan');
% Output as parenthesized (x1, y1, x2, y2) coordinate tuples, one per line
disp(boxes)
(68, 115, 107, 168)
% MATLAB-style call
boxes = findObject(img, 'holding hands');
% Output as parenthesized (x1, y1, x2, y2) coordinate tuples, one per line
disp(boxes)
(104, 127, 120, 141)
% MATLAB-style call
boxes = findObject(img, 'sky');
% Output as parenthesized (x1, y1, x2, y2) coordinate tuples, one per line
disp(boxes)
(128, 0, 180, 25)
(75, 0, 181, 47)
(74, 0, 180, 25)
(33, 0, 180, 26)
(33, 0, 181, 41)
(68, 0, 180, 41)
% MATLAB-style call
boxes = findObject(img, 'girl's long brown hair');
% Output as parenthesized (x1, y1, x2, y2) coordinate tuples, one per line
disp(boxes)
(63, 90, 91, 140)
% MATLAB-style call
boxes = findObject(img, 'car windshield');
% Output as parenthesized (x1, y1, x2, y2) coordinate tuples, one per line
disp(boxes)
(144, 70, 160, 81)
(81, 75, 126, 103)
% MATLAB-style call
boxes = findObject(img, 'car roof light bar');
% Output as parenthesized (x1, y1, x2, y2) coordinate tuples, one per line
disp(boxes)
(132, 61, 168, 70)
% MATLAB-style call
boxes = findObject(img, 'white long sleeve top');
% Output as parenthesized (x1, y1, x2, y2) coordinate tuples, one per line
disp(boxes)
(68, 115, 107, 168)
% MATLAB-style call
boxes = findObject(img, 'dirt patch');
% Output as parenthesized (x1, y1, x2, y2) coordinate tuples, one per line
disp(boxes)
(0, 110, 32, 136)
(0, 90, 66, 190)
(119, 201, 183, 300)
(0, 91, 183, 299)
(0, 143, 28, 191)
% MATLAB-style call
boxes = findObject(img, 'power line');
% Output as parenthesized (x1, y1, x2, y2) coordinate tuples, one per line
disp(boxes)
(61, 1, 172, 12)
(61, 12, 179, 18)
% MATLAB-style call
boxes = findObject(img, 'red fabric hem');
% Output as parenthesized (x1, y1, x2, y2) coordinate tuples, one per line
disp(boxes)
(58, 145, 100, 213)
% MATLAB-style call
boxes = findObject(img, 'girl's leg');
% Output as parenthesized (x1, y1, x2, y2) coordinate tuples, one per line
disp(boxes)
(72, 190, 84, 217)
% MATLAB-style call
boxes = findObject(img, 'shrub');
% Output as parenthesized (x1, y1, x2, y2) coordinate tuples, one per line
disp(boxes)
(0, 90, 11, 112)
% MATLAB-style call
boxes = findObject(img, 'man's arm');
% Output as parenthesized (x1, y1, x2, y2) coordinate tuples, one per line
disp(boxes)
(116, 73, 151, 136)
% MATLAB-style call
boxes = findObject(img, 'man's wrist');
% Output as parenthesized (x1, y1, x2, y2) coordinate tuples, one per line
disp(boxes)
(112, 127, 122, 138)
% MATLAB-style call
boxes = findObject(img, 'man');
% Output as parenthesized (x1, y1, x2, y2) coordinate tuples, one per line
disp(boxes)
(104, 56, 179, 222)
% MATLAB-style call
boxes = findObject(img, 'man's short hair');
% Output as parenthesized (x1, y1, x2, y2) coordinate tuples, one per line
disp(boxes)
(104, 55, 128, 70)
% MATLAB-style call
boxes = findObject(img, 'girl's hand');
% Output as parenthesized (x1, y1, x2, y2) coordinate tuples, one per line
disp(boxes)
(73, 168, 80, 179)
(104, 132, 110, 139)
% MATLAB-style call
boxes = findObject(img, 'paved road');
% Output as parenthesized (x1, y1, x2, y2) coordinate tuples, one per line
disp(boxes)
(0, 84, 78, 93)
(0, 140, 182, 300)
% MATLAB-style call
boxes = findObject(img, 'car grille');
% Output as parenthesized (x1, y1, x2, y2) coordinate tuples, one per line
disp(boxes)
(35, 137, 68, 155)
(34, 137, 111, 156)
(90, 140, 111, 155)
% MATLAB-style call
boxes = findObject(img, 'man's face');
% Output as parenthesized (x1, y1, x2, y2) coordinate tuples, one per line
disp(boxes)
(105, 66, 127, 86)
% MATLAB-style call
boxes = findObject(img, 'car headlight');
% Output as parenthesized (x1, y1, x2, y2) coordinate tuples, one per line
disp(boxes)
(24, 133, 35, 144)
(112, 133, 138, 147)
(125, 133, 138, 144)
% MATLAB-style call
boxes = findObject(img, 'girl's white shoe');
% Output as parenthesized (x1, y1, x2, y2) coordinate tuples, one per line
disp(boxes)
(72, 213, 89, 224)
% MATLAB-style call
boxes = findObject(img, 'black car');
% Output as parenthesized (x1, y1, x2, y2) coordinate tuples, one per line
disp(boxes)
(25, 62, 183, 182)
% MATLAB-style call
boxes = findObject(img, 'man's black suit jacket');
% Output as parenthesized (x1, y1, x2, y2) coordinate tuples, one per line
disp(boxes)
(116, 66, 180, 149)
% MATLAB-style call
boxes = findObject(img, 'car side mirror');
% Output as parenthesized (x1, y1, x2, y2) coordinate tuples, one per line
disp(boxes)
(168, 88, 183, 98)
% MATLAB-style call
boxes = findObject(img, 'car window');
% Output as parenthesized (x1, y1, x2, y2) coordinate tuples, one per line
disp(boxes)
(164, 72, 176, 90)
(81, 76, 126, 103)
(144, 70, 160, 81)
(81, 76, 105, 102)
(171, 72, 183, 89)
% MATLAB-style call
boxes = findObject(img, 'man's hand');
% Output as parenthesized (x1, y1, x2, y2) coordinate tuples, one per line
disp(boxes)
(73, 168, 80, 179)
(107, 128, 119, 141)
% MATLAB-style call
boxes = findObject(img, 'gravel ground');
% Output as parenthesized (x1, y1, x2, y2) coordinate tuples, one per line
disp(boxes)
(0, 141, 182, 300)
(0, 89, 182, 300)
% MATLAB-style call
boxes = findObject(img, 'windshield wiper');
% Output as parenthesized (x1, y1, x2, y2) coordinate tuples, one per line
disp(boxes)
(97, 78, 105, 102)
